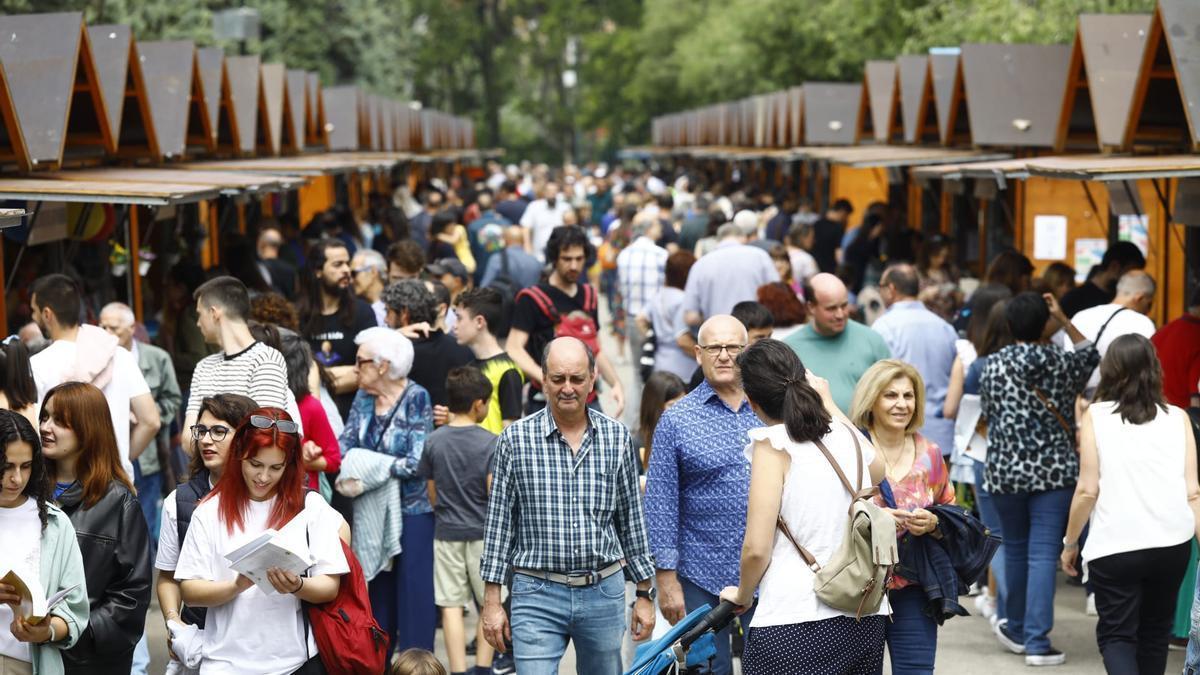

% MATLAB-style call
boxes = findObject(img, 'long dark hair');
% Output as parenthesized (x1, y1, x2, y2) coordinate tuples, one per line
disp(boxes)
(0, 409, 49, 530)
(966, 284, 1012, 353)
(638, 371, 686, 471)
(0, 339, 36, 410)
(977, 300, 1013, 358)
(736, 339, 830, 443)
(298, 239, 355, 336)
(1093, 334, 1168, 425)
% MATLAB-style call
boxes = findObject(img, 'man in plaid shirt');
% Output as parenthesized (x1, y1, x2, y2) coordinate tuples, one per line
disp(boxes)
(480, 337, 656, 674)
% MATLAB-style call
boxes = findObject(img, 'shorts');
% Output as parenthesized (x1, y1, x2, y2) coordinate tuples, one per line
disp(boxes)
(434, 538, 487, 607)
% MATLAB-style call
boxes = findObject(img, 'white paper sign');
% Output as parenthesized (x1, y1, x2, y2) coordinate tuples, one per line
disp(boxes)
(1033, 215, 1068, 260)
(1118, 214, 1149, 256)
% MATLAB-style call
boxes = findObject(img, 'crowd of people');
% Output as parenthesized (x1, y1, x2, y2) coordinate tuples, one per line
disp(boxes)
(0, 159, 1198, 675)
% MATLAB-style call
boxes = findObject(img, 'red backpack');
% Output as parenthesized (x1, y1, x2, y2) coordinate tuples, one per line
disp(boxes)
(305, 540, 390, 675)
(517, 284, 601, 356)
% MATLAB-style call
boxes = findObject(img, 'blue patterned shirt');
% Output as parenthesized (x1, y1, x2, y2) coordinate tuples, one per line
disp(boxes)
(480, 407, 654, 585)
(645, 380, 761, 594)
(339, 385, 433, 515)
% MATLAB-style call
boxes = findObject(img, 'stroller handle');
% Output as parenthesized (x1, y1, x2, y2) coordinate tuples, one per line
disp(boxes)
(678, 601, 738, 651)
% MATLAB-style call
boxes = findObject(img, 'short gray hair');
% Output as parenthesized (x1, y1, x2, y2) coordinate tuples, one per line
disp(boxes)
(716, 223, 741, 240)
(354, 248, 386, 273)
(100, 302, 135, 327)
(355, 327, 414, 379)
(1116, 271, 1155, 298)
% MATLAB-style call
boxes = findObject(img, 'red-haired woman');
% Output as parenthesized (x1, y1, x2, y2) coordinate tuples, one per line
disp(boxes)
(40, 382, 152, 675)
(175, 408, 348, 675)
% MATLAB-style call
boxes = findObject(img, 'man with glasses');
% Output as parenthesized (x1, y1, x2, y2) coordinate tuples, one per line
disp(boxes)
(645, 315, 762, 675)
(351, 248, 389, 326)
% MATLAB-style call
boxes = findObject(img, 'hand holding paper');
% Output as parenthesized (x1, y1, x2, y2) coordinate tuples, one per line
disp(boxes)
(0, 568, 78, 624)
(223, 514, 314, 594)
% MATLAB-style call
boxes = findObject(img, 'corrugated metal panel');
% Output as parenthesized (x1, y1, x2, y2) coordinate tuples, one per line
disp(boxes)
(929, 52, 960, 145)
(897, 55, 933, 144)
(1078, 14, 1150, 149)
(224, 54, 260, 154)
(86, 24, 130, 152)
(137, 40, 194, 159)
(865, 60, 898, 143)
(961, 43, 1071, 147)
(194, 48, 224, 148)
(803, 83, 862, 145)
(322, 85, 358, 151)
(259, 62, 285, 155)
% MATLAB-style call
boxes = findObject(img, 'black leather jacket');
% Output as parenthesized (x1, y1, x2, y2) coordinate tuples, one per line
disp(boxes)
(56, 479, 152, 675)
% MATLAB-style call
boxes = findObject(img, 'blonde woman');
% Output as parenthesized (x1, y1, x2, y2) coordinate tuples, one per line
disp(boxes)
(851, 359, 956, 675)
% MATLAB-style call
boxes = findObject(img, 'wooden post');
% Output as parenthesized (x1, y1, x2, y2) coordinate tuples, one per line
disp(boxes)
(130, 205, 143, 324)
(236, 201, 246, 234)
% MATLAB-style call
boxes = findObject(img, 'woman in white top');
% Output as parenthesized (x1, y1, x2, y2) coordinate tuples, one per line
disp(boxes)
(176, 408, 349, 675)
(1061, 335, 1200, 675)
(718, 339, 887, 675)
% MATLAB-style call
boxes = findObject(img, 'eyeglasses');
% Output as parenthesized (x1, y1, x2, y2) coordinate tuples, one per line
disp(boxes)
(191, 424, 231, 442)
(355, 356, 378, 368)
(352, 267, 373, 276)
(248, 415, 300, 434)
(698, 343, 747, 357)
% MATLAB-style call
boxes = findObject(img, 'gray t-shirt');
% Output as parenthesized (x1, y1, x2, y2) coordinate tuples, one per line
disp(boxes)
(417, 424, 498, 541)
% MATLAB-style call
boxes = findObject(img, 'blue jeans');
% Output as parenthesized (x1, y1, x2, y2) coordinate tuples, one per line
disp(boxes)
(885, 586, 937, 674)
(510, 570, 626, 675)
(132, 463, 162, 559)
(972, 461, 1006, 623)
(991, 486, 1073, 655)
(680, 575, 756, 675)
(368, 512, 436, 653)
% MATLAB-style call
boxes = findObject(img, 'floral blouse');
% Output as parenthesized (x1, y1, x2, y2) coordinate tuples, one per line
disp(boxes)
(338, 384, 434, 515)
(872, 433, 956, 589)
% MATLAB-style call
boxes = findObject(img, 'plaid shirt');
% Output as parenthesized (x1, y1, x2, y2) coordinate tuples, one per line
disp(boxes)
(480, 406, 654, 585)
(616, 236, 668, 317)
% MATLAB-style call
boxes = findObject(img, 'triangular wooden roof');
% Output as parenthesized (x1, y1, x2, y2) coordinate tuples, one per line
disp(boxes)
(1058, 14, 1150, 151)
(305, 71, 323, 146)
(322, 85, 358, 151)
(0, 12, 112, 170)
(258, 62, 284, 155)
(135, 40, 194, 160)
(1126, 0, 1200, 152)
(191, 47, 223, 152)
(223, 54, 260, 155)
(960, 43, 1071, 147)
(283, 68, 306, 152)
(897, 55, 939, 144)
(930, 51, 969, 146)
(863, 60, 902, 143)
(803, 82, 864, 146)
(86, 24, 130, 153)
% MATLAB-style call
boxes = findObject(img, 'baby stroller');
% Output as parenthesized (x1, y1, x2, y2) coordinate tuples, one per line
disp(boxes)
(624, 602, 738, 675)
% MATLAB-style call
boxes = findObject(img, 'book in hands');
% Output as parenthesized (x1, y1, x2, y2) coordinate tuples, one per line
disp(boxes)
(0, 567, 78, 625)
(223, 514, 314, 595)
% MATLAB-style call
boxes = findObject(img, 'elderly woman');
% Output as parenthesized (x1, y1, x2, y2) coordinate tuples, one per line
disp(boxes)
(981, 292, 1098, 666)
(851, 359, 956, 675)
(337, 326, 435, 654)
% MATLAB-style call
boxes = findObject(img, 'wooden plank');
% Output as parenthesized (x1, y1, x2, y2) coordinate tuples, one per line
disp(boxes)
(284, 69, 306, 152)
(193, 47, 223, 150)
(897, 54, 938, 144)
(864, 60, 901, 143)
(1076, 14, 1151, 150)
(43, 167, 303, 191)
(86, 24, 131, 153)
(961, 43, 1071, 148)
(322, 85, 358, 151)
(1025, 154, 1200, 180)
(0, 177, 218, 204)
(136, 40, 194, 160)
(258, 62, 285, 155)
(224, 55, 260, 155)
(803, 83, 863, 146)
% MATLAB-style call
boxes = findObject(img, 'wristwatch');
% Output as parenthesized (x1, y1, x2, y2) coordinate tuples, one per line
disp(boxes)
(1062, 537, 1079, 550)
(636, 588, 657, 602)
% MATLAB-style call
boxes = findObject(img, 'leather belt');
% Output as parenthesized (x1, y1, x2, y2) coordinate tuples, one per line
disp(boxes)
(514, 562, 623, 587)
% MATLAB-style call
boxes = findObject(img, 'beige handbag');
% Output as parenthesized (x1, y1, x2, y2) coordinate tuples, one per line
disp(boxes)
(776, 425, 899, 619)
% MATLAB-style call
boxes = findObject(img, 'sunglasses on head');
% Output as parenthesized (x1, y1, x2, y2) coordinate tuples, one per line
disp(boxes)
(248, 415, 299, 434)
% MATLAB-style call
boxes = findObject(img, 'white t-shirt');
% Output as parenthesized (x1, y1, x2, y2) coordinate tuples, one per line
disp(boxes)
(1061, 303, 1156, 393)
(33, 340, 150, 480)
(155, 479, 217, 572)
(745, 423, 889, 628)
(174, 491, 348, 675)
(0, 498, 42, 662)
(519, 198, 572, 259)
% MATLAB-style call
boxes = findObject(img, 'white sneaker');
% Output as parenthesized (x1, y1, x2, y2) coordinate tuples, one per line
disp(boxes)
(975, 593, 997, 621)
(1085, 593, 1097, 616)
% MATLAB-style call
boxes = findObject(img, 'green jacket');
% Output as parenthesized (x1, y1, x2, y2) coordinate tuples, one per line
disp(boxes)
(30, 503, 90, 675)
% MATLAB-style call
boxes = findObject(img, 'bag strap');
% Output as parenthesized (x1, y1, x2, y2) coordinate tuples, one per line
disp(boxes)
(776, 515, 821, 572)
(1034, 387, 1074, 439)
(1093, 306, 1128, 346)
(517, 286, 558, 323)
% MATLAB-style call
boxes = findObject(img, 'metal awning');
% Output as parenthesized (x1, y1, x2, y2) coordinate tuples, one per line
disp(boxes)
(793, 145, 1009, 168)
(1024, 155, 1200, 181)
(41, 168, 307, 195)
(0, 177, 219, 205)
(180, 153, 399, 176)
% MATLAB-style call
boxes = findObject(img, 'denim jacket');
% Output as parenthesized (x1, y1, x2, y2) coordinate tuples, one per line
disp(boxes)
(31, 503, 91, 675)
(338, 385, 433, 515)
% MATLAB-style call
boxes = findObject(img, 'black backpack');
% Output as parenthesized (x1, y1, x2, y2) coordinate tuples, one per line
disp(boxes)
(485, 249, 521, 337)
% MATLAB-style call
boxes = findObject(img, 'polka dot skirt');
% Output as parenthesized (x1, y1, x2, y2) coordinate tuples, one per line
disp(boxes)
(742, 615, 886, 674)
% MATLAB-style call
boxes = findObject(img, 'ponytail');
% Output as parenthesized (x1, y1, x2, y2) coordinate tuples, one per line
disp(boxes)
(738, 339, 832, 445)
(781, 378, 831, 444)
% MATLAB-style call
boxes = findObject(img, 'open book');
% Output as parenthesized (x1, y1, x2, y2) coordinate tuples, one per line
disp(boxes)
(223, 513, 314, 594)
(0, 567, 78, 625)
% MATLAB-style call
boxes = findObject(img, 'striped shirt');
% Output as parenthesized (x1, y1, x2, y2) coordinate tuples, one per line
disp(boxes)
(616, 236, 668, 317)
(185, 341, 302, 430)
(480, 407, 654, 585)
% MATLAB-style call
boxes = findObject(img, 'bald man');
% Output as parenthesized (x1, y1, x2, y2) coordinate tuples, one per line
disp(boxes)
(479, 225, 543, 291)
(480, 337, 654, 672)
(645, 316, 761, 675)
(782, 273, 891, 413)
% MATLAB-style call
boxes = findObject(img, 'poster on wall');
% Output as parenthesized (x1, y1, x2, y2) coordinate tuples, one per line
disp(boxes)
(1033, 214, 1068, 260)
(1074, 238, 1108, 282)
(1117, 214, 1149, 256)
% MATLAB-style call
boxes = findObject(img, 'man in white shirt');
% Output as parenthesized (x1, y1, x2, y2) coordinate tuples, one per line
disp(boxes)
(1064, 270, 1157, 397)
(30, 274, 161, 481)
(520, 181, 573, 259)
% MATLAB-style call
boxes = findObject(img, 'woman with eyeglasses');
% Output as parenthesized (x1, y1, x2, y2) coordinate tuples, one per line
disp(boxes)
(175, 407, 349, 675)
(39, 382, 151, 675)
(154, 394, 256, 674)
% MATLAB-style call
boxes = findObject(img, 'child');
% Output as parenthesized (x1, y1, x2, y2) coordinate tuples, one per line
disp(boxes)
(417, 367, 498, 675)
(390, 648, 447, 675)
(452, 288, 524, 433)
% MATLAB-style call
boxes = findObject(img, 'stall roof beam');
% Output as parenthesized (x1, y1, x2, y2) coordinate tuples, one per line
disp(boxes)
(1024, 154, 1200, 182)
(42, 168, 306, 195)
(792, 145, 1008, 168)
(0, 177, 218, 205)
